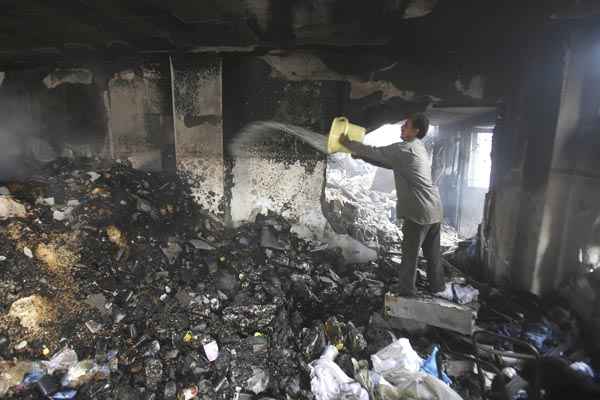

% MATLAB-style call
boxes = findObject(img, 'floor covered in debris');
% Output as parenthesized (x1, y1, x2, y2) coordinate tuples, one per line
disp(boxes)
(0, 158, 597, 400)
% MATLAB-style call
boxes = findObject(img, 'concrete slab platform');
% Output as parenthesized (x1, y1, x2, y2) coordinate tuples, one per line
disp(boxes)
(385, 293, 477, 335)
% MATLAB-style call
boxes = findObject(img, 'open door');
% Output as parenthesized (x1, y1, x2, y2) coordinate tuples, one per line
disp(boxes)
(458, 127, 493, 237)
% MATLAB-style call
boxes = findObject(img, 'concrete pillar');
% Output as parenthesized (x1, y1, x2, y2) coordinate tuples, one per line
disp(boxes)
(488, 29, 600, 295)
(484, 30, 569, 293)
(508, 33, 568, 294)
(551, 32, 600, 283)
(170, 55, 224, 215)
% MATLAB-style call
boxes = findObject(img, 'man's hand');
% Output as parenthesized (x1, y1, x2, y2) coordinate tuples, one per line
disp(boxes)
(339, 133, 352, 147)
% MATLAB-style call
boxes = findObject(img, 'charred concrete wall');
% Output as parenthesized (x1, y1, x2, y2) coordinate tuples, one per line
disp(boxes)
(171, 55, 224, 215)
(483, 29, 566, 289)
(223, 56, 342, 237)
(0, 68, 107, 180)
(107, 61, 174, 171)
(484, 26, 600, 315)
(0, 49, 497, 250)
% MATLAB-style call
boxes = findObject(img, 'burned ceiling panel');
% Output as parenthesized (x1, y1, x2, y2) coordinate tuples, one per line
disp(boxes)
(0, 0, 586, 69)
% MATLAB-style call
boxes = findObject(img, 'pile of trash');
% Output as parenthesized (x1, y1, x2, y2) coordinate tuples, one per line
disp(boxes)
(0, 157, 459, 399)
(324, 154, 461, 250)
(325, 161, 399, 247)
(1, 157, 598, 400)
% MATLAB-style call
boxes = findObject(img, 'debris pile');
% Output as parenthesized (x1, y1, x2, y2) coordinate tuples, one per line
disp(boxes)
(325, 154, 460, 249)
(0, 158, 443, 399)
(0, 157, 597, 400)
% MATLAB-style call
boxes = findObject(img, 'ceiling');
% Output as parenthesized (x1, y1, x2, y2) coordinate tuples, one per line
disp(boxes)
(0, 0, 588, 69)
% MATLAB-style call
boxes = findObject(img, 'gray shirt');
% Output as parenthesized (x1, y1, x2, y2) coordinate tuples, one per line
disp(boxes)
(344, 138, 443, 225)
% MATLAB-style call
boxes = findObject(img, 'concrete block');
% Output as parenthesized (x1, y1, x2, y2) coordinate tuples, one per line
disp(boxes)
(370, 312, 428, 335)
(385, 293, 477, 335)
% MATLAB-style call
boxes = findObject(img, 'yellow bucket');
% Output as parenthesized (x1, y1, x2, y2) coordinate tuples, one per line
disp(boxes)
(327, 117, 366, 154)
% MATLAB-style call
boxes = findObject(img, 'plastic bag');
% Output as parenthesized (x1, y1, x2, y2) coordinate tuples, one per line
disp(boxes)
(372, 338, 423, 374)
(52, 389, 78, 399)
(203, 340, 219, 362)
(352, 358, 394, 400)
(353, 355, 462, 400)
(435, 283, 479, 304)
(0, 361, 45, 396)
(570, 361, 595, 378)
(44, 347, 78, 374)
(310, 346, 369, 400)
(61, 360, 110, 388)
(246, 367, 270, 394)
(420, 346, 452, 385)
(382, 369, 463, 400)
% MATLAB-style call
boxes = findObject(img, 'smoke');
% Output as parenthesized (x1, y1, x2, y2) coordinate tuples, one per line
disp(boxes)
(0, 129, 42, 181)
(0, 74, 56, 181)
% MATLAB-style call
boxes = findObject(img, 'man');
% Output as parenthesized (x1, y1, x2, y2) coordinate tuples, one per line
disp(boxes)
(339, 113, 444, 295)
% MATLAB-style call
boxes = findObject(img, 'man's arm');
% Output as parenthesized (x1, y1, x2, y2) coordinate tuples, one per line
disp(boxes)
(340, 134, 398, 169)
(351, 154, 391, 169)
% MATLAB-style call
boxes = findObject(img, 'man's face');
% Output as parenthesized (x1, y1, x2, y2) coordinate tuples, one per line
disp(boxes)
(401, 119, 419, 141)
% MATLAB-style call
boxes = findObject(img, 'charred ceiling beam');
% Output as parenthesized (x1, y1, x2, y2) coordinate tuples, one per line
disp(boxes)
(52, 0, 178, 50)
(551, 0, 600, 19)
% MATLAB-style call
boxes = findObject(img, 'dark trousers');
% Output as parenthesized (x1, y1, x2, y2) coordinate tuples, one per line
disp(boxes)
(399, 219, 445, 293)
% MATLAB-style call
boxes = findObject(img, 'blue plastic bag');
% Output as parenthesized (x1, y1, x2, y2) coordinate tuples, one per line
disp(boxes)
(52, 389, 78, 399)
(420, 346, 452, 385)
(22, 371, 44, 386)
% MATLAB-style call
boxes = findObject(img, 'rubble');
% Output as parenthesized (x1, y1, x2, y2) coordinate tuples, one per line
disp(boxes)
(0, 157, 397, 399)
(325, 153, 461, 250)
(8, 295, 55, 332)
(0, 196, 26, 219)
(0, 156, 596, 399)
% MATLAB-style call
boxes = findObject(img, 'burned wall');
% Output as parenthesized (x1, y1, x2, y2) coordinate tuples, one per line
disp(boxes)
(0, 72, 40, 179)
(33, 68, 107, 156)
(544, 31, 600, 337)
(0, 68, 107, 180)
(223, 56, 341, 237)
(107, 61, 174, 171)
(483, 29, 567, 289)
(483, 27, 600, 305)
(171, 55, 224, 215)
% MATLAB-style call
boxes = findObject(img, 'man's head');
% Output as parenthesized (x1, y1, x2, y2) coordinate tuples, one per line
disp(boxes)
(401, 113, 429, 141)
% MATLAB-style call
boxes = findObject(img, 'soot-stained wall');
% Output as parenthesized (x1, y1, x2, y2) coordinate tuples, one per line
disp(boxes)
(107, 61, 174, 171)
(171, 55, 224, 215)
(0, 68, 107, 180)
(483, 29, 566, 289)
(483, 26, 600, 311)
(223, 56, 342, 237)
